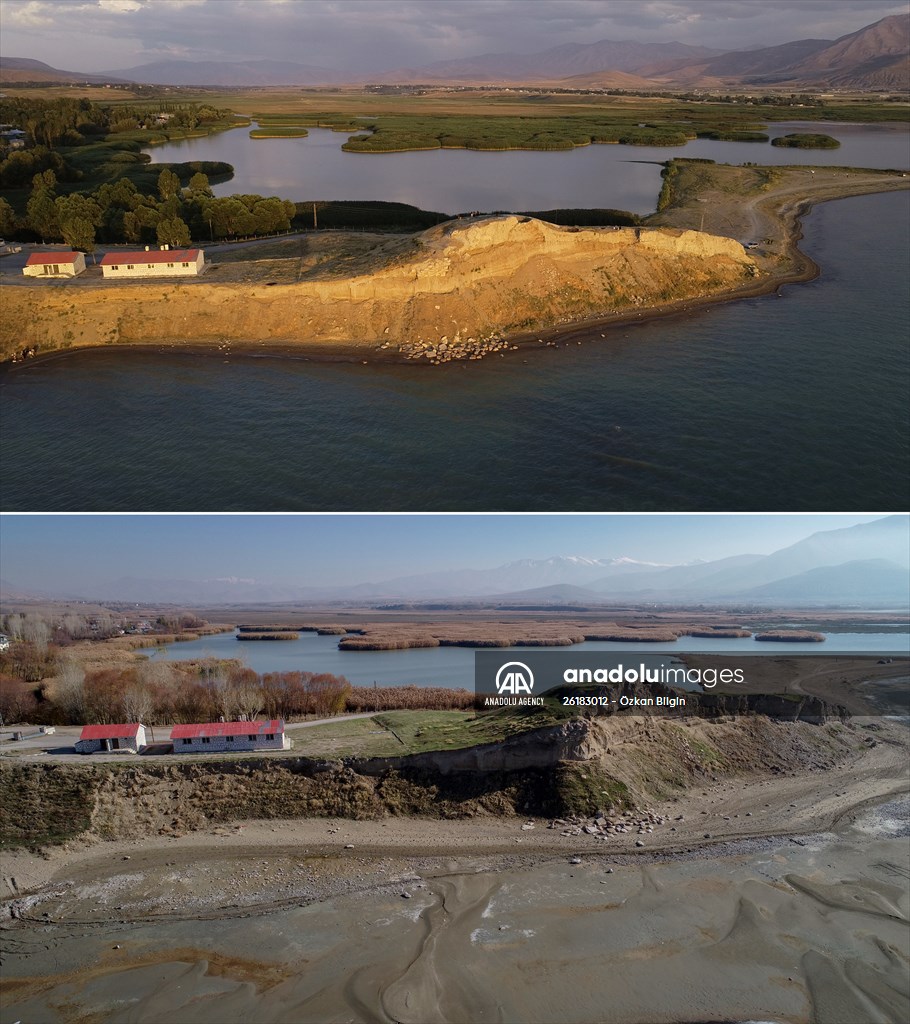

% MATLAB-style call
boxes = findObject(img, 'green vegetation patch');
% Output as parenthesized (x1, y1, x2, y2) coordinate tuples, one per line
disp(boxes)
(323, 114, 692, 154)
(292, 199, 449, 231)
(550, 762, 632, 816)
(297, 705, 574, 760)
(771, 133, 841, 149)
(250, 126, 309, 139)
(519, 207, 640, 227)
(698, 129, 769, 142)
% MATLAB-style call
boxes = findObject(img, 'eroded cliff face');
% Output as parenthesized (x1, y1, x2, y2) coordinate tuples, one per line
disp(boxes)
(0, 706, 855, 847)
(0, 216, 756, 362)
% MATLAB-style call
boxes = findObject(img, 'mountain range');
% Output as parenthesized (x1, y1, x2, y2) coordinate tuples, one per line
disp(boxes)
(1, 14, 906, 91)
(2, 516, 907, 608)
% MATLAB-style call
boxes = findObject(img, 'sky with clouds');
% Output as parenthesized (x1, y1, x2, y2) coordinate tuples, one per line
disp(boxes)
(0, 0, 905, 73)
(1, 514, 893, 591)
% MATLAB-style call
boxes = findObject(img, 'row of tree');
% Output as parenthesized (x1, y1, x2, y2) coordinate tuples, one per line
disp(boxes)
(0, 659, 482, 726)
(1, 168, 296, 249)
(0, 96, 231, 150)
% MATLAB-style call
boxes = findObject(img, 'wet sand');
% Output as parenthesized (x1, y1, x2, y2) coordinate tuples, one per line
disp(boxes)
(2, 734, 907, 1023)
(2, 802, 907, 1024)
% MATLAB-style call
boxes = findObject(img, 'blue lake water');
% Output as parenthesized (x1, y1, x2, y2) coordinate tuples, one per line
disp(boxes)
(144, 121, 910, 216)
(142, 628, 910, 689)
(2, 189, 907, 511)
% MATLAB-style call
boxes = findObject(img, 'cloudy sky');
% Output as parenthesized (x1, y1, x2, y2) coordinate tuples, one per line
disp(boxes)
(1, 513, 891, 592)
(0, 0, 904, 73)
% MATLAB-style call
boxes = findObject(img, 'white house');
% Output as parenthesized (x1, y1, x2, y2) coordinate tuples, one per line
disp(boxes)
(23, 252, 86, 278)
(0, 634, 10, 651)
(99, 247, 205, 279)
(170, 720, 289, 753)
(75, 723, 147, 754)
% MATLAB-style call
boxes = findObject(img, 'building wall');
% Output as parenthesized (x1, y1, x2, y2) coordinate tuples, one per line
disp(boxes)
(23, 254, 85, 278)
(101, 253, 205, 279)
(75, 725, 146, 754)
(172, 731, 289, 754)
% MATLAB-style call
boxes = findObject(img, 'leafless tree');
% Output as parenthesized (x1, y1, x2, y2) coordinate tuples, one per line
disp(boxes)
(22, 614, 51, 655)
(56, 659, 87, 723)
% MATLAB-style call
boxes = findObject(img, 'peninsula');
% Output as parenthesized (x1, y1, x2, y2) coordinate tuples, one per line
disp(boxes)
(1, 163, 907, 365)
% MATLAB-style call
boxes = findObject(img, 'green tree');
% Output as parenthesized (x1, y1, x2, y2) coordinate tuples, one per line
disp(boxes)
(55, 194, 101, 255)
(187, 171, 211, 195)
(60, 216, 96, 255)
(157, 168, 181, 201)
(251, 197, 295, 234)
(156, 216, 191, 248)
(26, 173, 59, 242)
(0, 198, 16, 237)
(205, 196, 256, 239)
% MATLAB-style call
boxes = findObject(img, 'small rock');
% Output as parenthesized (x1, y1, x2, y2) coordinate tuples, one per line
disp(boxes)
(344, 844, 354, 849)
(569, 856, 582, 865)
(401, 892, 412, 899)
(635, 840, 644, 847)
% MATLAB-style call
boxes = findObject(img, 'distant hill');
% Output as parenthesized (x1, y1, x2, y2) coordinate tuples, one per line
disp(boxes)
(0, 56, 127, 85)
(102, 59, 348, 87)
(651, 14, 910, 91)
(771, 14, 910, 90)
(741, 559, 910, 605)
(371, 39, 721, 85)
(5, 14, 906, 92)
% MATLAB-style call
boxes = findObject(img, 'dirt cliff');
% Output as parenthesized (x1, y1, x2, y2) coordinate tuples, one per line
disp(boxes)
(0, 216, 756, 363)
(0, 708, 859, 848)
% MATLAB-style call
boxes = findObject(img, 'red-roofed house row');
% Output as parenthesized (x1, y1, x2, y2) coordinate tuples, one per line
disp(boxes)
(73, 720, 289, 754)
(99, 248, 205, 278)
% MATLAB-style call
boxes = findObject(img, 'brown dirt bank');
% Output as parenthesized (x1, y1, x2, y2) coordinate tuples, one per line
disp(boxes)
(1, 706, 899, 852)
(0, 215, 756, 364)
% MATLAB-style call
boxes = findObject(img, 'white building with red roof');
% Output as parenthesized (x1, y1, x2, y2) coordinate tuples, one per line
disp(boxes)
(170, 720, 289, 753)
(23, 251, 86, 278)
(75, 723, 147, 754)
(99, 247, 205, 279)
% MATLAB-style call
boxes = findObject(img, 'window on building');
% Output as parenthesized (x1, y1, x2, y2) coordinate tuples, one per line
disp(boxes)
(147, 264, 153, 269)
(182, 262, 189, 268)
(182, 738, 191, 745)
(226, 735, 234, 742)
(247, 735, 255, 742)
(168, 263, 174, 268)
(266, 734, 274, 740)
(127, 264, 134, 270)
(202, 736, 211, 744)
(111, 265, 119, 271)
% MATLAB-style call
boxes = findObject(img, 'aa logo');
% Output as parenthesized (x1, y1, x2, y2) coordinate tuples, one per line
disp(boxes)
(495, 661, 535, 695)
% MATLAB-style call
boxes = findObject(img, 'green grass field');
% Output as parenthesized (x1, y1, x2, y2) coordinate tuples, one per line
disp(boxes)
(296, 705, 573, 759)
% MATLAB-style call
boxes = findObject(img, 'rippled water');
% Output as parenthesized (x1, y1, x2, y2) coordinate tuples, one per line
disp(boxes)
(1, 191, 908, 511)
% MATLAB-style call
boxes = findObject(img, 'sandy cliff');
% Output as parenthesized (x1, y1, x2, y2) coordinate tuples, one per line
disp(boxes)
(0, 216, 755, 363)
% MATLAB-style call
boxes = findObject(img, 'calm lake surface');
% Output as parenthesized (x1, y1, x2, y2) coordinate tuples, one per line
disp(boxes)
(144, 629, 910, 688)
(2, 189, 908, 511)
(144, 122, 910, 215)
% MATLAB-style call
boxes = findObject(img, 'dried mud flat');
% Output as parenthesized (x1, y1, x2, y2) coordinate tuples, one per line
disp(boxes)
(2, 734, 908, 1024)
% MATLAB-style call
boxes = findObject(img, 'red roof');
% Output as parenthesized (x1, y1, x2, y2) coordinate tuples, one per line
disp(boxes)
(100, 249, 200, 265)
(26, 252, 81, 265)
(171, 720, 284, 739)
(79, 723, 143, 740)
